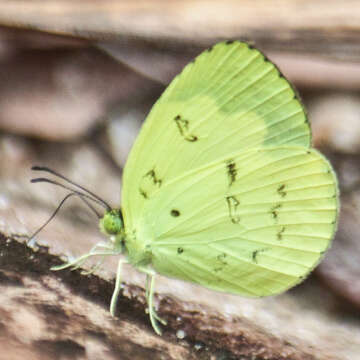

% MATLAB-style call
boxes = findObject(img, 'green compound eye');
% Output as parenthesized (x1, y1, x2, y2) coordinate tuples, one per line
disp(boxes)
(49, 41, 339, 336)
(99, 209, 123, 236)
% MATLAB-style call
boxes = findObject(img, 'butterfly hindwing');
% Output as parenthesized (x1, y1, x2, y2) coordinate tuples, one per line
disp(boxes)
(147, 147, 338, 296)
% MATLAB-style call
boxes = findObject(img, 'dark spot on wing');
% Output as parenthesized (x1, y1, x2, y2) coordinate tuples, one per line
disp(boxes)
(139, 189, 148, 199)
(226, 40, 234, 45)
(277, 226, 285, 241)
(174, 114, 198, 142)
(217, 253, 227, 265)
(226, 195, 241, 224)
(139, 168, 162, 199)
(277, 184, 286, 198)
(146, 169, 162, 187)
(177, 247, 184, 254)
(252, 248, 268, 264)
(226, 159, 237, 186)
(270, 203, 282, 220)
(171, 209, 180, 217)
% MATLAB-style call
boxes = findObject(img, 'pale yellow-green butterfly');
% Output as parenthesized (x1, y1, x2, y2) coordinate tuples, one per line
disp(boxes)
(32, 41, 339, 335)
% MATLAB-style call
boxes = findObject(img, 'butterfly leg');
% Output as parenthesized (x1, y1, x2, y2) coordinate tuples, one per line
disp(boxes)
(51, 242, 120, 272)
(140, 269, 167, 335)
(145, 274, 167, 324)
(78, 242, 118, 275)
(80, 255, 106, 275)
(110, 258, 128, 316)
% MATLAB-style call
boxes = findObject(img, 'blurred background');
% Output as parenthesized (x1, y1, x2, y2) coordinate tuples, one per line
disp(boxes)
(0, 1, 359, 359)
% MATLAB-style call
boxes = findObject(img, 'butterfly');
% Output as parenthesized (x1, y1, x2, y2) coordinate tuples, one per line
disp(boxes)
(33, 41, 339, 335)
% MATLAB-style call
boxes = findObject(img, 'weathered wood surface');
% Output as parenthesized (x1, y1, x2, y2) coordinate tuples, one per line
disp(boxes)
(0, 0, 359, 56)
(1, 1, 360, 89)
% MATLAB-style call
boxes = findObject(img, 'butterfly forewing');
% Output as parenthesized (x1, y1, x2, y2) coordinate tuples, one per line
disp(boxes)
(122, 41, 311, 229)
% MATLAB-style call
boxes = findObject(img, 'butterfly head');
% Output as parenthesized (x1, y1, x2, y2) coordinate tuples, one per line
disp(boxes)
(99, 208, 124, 236)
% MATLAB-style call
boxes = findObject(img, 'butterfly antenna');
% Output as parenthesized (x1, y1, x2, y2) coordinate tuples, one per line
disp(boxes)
(30, 177, 109, 212)
(31, 166, 112, 211)
(29, 191, 101, 241)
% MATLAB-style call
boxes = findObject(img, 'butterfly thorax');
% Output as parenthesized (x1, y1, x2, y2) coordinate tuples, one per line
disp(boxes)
(99, 209, 152, 267)
(123, 229, 152, 267)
